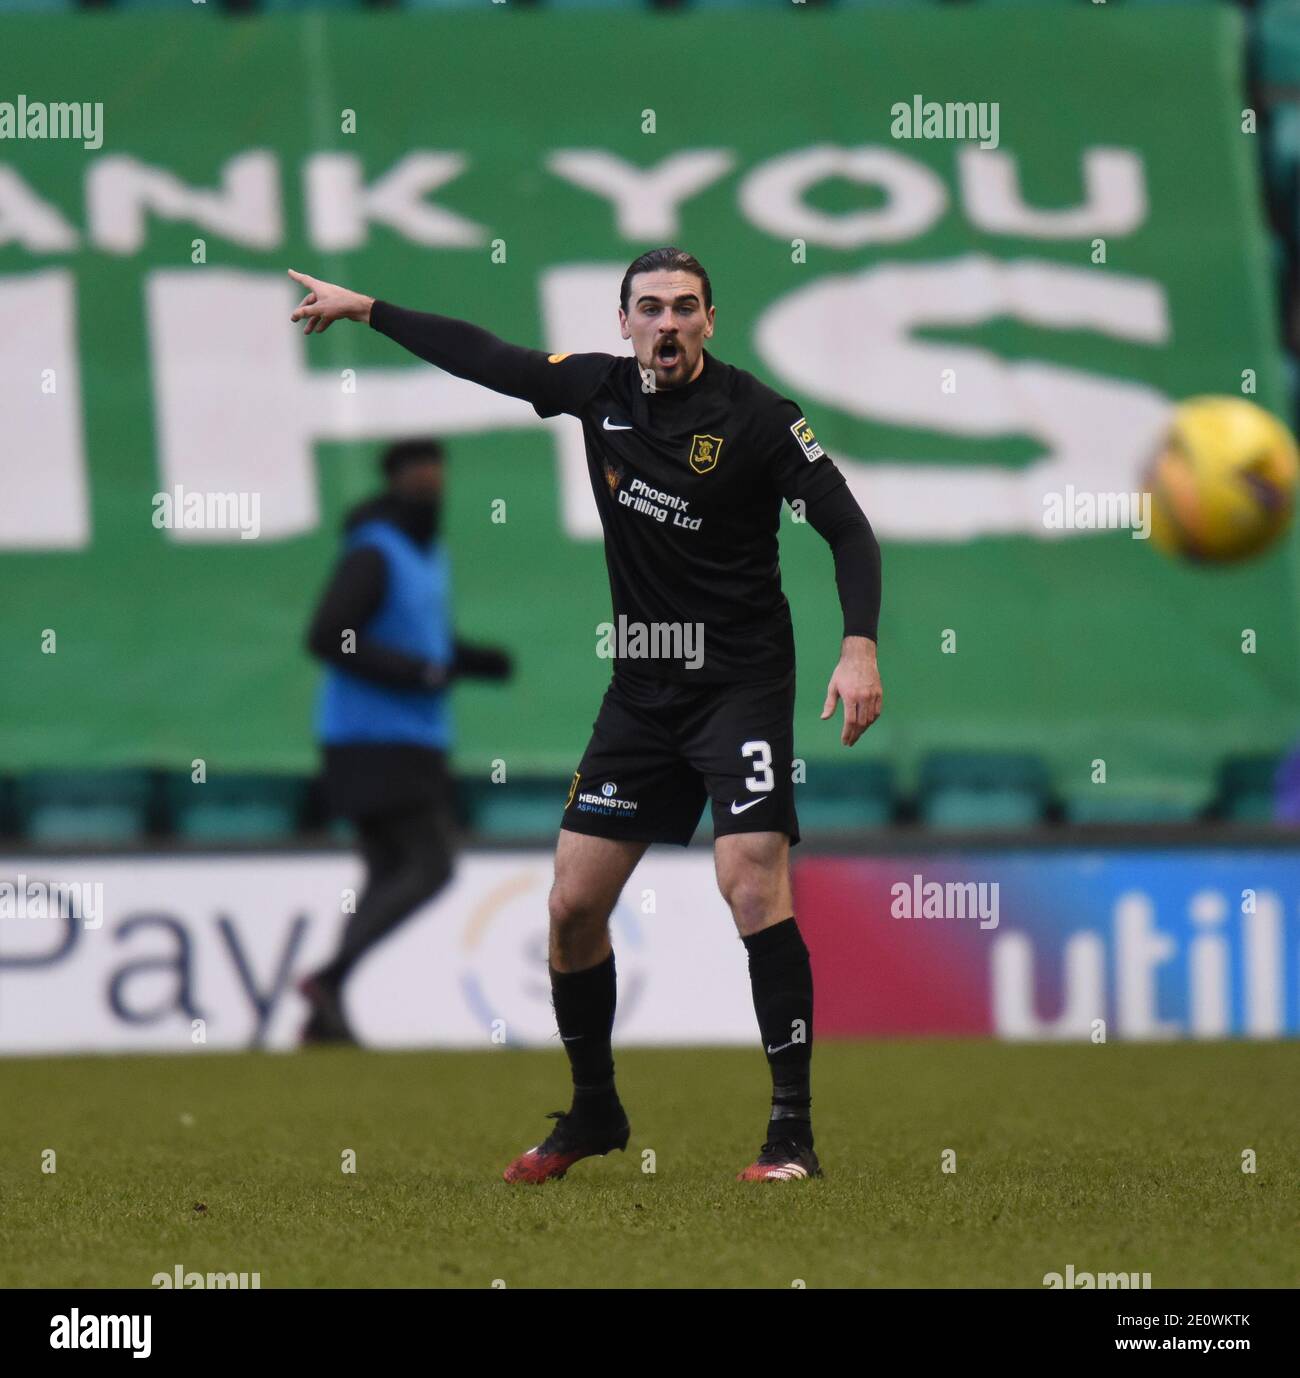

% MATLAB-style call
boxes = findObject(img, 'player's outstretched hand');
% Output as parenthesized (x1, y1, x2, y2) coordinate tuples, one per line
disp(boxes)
(821, 636, 882, 747)
(288, 269, 375, 335)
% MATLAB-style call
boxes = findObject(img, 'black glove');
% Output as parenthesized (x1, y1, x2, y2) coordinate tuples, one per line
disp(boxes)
(452, 642, 514, 682)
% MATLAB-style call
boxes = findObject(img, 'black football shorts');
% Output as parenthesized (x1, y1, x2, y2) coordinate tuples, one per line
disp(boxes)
(561, 667, 800, 847)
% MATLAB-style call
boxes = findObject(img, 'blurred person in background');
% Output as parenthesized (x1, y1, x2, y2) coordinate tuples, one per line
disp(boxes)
(298, 438, 513, 1044)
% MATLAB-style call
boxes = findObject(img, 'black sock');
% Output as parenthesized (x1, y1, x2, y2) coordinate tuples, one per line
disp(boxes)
(742, 917, 814, 1149)
(550, 952, 622, 1123)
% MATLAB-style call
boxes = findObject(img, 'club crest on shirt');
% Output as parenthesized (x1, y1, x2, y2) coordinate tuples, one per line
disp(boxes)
(790, 416, 825, 462)
(604, 461, 623, 493)
(688, 434, 724, 474)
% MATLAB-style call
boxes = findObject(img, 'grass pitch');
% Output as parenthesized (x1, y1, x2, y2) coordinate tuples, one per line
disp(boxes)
(1, 1040, 1296, 1289)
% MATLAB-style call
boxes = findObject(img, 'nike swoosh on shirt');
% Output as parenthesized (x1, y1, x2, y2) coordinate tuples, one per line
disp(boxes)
(766, 1040, 797, 1055)
(603, 417, 633, 430)
(730, 798, 765, 815)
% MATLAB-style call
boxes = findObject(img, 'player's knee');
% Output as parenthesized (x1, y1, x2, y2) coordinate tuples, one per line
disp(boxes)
(719, 869, 780, 928)
(547, 883, 609, 937)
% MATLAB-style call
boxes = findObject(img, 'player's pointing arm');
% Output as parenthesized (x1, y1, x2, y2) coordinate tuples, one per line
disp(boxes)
(287, 269, 613, 417)
(289, 269, 375, 332)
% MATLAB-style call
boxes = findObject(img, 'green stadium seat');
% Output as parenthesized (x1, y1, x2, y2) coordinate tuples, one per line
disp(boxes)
(466, 777, 565, 842)
(976, 0, 1215, 6)
(1062, 791, 1198, 825)
(109, 0, 225, 9)
(921, 792, 1041, 829)
(1262, 101, 1300, 206)
(1259, 1, 1300, 89)
(1216, 755, 1282, 823)
(795, 761, 894, 831)
(17, 770, 154, 845)
(689, 0, 823, 8)
(258, 0, 366, 9)
(917, 752, 1047, 829)
(165, 774, 305, 843)
(404, 0, 507, 9)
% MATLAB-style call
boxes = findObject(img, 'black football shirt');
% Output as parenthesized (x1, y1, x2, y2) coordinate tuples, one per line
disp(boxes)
(368, 301, 878, 685)
(528, 348, 855, 683)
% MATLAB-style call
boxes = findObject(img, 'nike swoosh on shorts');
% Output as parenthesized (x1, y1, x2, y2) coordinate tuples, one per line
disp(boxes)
(730, 798, 765, 815)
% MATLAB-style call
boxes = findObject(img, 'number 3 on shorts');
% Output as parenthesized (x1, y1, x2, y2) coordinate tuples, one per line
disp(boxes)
(741, 739, 774, 793)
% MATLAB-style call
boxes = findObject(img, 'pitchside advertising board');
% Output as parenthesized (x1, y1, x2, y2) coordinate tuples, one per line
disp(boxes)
(3, 9, 1299, 811)
(1, 849, 1297, 1052)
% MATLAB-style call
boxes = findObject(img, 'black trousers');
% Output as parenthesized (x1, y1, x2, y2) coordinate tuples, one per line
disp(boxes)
(318, 746, 457, 985)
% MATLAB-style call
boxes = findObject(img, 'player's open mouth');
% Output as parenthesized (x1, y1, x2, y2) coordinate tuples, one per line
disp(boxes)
(656, 340, 680, 366)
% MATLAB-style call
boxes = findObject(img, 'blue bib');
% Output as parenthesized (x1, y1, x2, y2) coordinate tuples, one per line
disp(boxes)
(316, 519, 453, 748)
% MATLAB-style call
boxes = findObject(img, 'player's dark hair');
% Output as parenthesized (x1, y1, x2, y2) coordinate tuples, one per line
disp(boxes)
(380, 438, 444, 479)
(620, 247, 713, 314)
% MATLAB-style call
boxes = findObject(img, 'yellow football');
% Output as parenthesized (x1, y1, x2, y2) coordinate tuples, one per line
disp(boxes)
(1147, 397, 1299, 563)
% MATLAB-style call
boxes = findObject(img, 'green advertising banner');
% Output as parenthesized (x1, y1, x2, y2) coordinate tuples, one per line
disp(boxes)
(1, 7, 1295, 805)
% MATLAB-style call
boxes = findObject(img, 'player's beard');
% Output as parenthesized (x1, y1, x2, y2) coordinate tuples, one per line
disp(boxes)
(647, 338, 693, 390)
